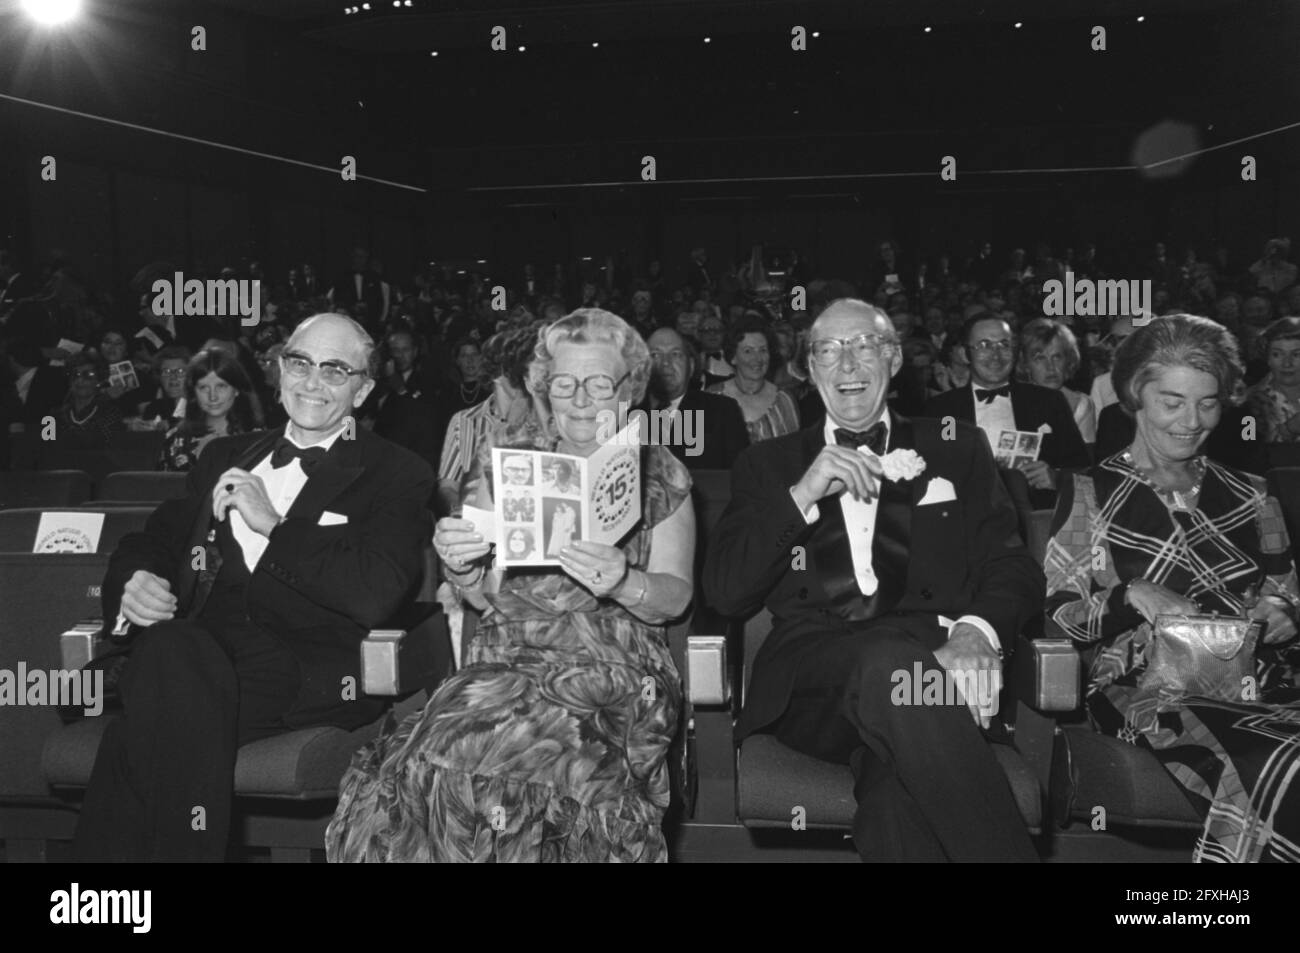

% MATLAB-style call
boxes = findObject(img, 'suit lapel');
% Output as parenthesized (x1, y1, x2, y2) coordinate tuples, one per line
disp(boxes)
(285, 429, 367, 521)
(864, 412, 913, 615)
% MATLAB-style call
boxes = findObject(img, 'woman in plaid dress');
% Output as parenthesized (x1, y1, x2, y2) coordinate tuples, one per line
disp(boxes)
(1044, 315, 1300, 862)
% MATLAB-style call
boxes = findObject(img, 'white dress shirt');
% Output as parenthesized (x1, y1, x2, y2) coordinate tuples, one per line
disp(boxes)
(972, 383, 1017, 449)
(230, 426, 347, 572)
(14, 366, 36, 405)
(788, 415, 1001, 653)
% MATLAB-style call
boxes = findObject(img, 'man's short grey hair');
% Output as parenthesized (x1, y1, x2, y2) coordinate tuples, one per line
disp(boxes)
(286, 312, 379, 378)
(811, 299, 898, 340)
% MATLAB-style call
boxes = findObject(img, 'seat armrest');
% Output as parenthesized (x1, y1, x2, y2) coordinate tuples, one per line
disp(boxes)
(685, 634, 731, 707)
(61, 618, 111, 672)
(1009, 637, 1080, 712)
(360, 604, 445, 696)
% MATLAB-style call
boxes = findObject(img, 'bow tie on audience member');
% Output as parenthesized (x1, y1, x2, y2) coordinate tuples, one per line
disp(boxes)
(833, 422, 888, 455)
(270, 437, 329, 474)
(974, 384, 1012, 404)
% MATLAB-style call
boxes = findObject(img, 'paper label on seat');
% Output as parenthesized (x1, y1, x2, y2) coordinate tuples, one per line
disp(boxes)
(34, 511, 105, 554)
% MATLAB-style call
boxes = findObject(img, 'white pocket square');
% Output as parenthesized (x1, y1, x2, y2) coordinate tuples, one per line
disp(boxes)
(317, 511, 348, 526)
(917, 477, 957, 506)
(1037, 423, 1053, 435)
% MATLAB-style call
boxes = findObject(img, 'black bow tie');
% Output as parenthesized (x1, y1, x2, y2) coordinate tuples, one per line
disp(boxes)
(975, 385, 1012, 404)
(833, 422, 888, 455)
(270, 437, 329, 473)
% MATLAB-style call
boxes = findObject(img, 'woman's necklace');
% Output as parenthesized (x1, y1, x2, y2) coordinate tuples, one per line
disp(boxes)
(460, 380, 482, 403)
(69, 402, 99, 426)
(1122, 450, 1206, 511)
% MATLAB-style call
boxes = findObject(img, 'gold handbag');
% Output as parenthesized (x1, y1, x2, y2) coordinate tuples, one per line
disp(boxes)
(1140, 613, 1260, 703)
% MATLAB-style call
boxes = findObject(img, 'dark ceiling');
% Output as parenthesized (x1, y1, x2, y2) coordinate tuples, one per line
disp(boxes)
(214, 0, 1240, 51)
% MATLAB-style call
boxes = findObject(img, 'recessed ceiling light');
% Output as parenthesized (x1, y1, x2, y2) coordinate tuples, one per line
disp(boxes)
(811, 31, 820, 38)
(592, 41, 599, 48)
(1137, 15, 1146, 22)
(361, 2, 369, 8)
(517, 45, 525, 51)
(703, 36, 711, 43)
(924, 26, 932, 33)
(1014, 21, 1022, 29)
(430, 50, 438, 56)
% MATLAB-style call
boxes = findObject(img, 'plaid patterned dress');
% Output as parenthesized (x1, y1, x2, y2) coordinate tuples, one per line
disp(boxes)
(1044, 453, 1300, 862)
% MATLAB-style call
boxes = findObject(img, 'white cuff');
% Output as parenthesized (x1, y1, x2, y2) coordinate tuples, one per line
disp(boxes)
(790, 487, 819, 524)
(939, 614, 1002, 656)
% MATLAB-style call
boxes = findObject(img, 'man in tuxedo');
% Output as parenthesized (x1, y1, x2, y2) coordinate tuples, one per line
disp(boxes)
(1, 337, 68, 469)
(923, 313, 1090, 508)
(328, 247, 388, 328)
(694, 314, 734, 388)
(704, 299, 1042, 862)
(645, 327, 749, 471)
(73, 313, 434, 861)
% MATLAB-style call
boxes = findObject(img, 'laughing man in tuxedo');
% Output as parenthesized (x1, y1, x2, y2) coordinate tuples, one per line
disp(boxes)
(74, 313, 434, 861)
(923, 313, 1090, 508)
(704, 299, 1042, 862)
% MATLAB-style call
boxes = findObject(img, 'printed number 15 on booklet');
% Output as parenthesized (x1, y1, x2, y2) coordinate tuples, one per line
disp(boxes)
(491, 419, 643, 568)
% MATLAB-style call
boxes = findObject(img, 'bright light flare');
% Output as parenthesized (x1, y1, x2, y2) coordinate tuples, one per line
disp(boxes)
(22, 0, 82, 25)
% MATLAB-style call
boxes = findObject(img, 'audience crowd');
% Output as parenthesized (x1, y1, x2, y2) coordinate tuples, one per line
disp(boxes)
(3, 235, 1298, 485)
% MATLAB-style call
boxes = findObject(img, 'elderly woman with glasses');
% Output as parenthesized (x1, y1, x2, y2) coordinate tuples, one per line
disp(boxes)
(55, 353, 127, 450)
(328, 309, 696, 863)
(1018, 318, 1097, 448)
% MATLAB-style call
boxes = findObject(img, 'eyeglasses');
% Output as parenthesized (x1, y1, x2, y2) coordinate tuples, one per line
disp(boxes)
(71, 369, 100, 381)
(809, 333, 898, 366)
(280, 352, 366, 386)
(968, 339, 1016, 354)
(160, 368, 187, 379)
(546, 372, 629, 400)
(650, 350, 686, 364)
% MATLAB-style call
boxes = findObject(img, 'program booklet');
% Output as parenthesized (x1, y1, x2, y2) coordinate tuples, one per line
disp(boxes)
(993, 428, 1043, 469)
(488, 419, 643, 568)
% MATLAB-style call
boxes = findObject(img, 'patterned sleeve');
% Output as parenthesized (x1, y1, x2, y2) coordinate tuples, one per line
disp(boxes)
(1249, 479, 1300, 612)
(438, 409, 467, 484)
(1043, 472, 1142, 644)
(776, 389, 801, 436)
(642, 444, 693, 530)
(1248, 384, 1293, 443)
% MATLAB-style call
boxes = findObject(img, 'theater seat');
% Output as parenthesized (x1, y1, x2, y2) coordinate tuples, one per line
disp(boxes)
(43, 697, 426, 801)
(724, 608, 1065, 842)
(738, 734, 1042, 831)
(95, 471, 188, 504)
(0, 506, 155, 554)
(0, 470, 92, 510)
(1057, 726, 1199, 828)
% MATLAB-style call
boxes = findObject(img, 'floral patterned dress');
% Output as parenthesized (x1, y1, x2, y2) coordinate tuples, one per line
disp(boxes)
(326, 443, 691, 862)
(1044, 453, 1300, 862)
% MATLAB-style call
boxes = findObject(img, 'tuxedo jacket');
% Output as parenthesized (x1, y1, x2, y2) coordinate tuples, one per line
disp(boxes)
(331, 271, 386, 317)
(703, 414, 1044, 739)
(102, 426, 434, 728)
(662, 390, 750, 471)
(922, 381, 1092, 508)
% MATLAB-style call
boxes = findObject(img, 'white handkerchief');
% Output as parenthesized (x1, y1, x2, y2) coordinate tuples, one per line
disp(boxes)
(317, 511, 348, 526)
(917, 477, 957, 506)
